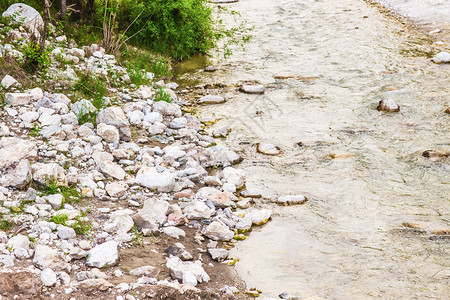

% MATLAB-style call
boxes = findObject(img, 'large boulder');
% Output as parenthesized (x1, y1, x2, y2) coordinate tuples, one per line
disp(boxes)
(96, 107, 131, 141)
(2, 3, 44, 36)
(0, 137, 37, 169)
(33, 245, 66, 271)
(201, 221, 234, 241)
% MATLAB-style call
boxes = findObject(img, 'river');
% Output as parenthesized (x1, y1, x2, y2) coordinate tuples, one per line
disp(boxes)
(178, 0, 450, 298)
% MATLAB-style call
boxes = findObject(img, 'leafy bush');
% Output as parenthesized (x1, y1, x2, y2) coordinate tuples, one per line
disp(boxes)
(22, 41, 51, 73)
(98, 0, 216, 60)
(154, 87, 171, 103)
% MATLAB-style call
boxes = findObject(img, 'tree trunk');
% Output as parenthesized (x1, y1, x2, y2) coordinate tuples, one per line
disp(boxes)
(39, 0, 51, 55)
(61, 0, 67, 20)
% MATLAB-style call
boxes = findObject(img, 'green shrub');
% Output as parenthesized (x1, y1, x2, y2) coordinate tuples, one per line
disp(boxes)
(0, 219, 12, 231)
(74, 72, 107, 109)
(154, 87, 171, 103)
(49, 213, 69, 226)
(98, 0, 216, 60)
(21, 41, 51, 73)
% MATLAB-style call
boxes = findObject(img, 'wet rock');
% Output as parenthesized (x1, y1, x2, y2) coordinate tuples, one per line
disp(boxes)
(257, 143, 280, 155)
(86, 241, 118, 268)
(104, 210, 134, 234)
(105, 181, 128, 198)
(166, 256, 210, 285)
(40, 268, 57, 287)
(97, 123, 120, 143)
(240, 84, 265, 94)
(5, 93, 34, 106)
(422, 149, 449, 161)
(136, 166, 176, 192)
(133, 199, 170, 230)
(98, 160, 126, 180)
(202, 221, 234, 241)
(377, 98, 400, 112)
(96, 107, 131, 141)
(208, 248, 229, 262)
(432, 51, 450, 63)
(275, 194, 307, 205)
(222, 167, 246, 189)
(0, 159, 32, 188)
(198, 95, 226, 104)
(32, 162, 67, 186)
(246, 209, 272, 225)
(205, 66, 216, 72)
(163, 226, 186, 239)
(1, 75, 18, 89)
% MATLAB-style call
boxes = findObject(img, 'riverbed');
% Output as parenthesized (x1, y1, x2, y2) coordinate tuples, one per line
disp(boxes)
(179, 0, 449, 298)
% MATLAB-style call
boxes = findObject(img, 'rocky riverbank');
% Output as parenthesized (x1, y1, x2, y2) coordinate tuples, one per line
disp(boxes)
(0, 3, 311, 300)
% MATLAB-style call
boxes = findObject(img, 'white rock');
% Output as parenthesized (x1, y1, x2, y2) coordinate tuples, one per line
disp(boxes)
(7, 234, 30, 251)
(202, 221, 234, 241)
(32, 162, 67, 186)
(198, 95, 225, 104)
(163, 227, 186, 239)
(133, 199, 170, 230)
(28, 87, 44, 101)
(5, 93, 33, 106)
(136, 166, 176, 192)
(96, 107, 131, 141)
(0, 137, 37, 168)
(182, 270, 197, 286)
(276, 194, 307, 205)
(222, 167, 246, 189)
(1, 75, 18, 89)
(103, 210, 134, 234)
(86, 241, 118, 268)
(127, 110, 144, 125)
(432, 51, 450, 63)
(71, 99, 96, 116)
(97, 123, 120, 143)
(45, 194, 64, 210)
(143, 111, 163, 124)
(240, 84, 265, 94)
(2, 3, 44, 35)
(208, 248, 229, 262)
(0, 159, 32, 188)
(183, 200, 215, 220)
(153, 101, 182, 117)
(129, 265, 156, 276)
(166, 256, 209, 284)
(98, 161, 126, 180)
(57, 226, 76, 239)
(135, 85, 154, 99)
(20, 111, 39, 123)
(246, 209, 272, 225)
(33, 245, 64, 270)
(257, 143, 280, 155)
(105, 181, 128, 198)
(41, 268, 57, 287)
(377, 98, 400, 112)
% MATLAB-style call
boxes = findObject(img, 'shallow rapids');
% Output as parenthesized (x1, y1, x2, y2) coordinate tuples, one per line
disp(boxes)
(179, 0, 449, 298)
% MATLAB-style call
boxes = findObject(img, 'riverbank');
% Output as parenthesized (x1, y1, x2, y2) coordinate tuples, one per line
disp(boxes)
(182, 0, 449, 298)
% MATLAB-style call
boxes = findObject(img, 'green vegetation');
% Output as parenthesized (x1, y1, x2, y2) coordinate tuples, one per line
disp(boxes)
(74, 72, 107, 109)
(72, 207, 92, 235)
(21, 41, 51, 73)
(49, 212, 69, 226)
(39, 180, 83, 204)
(132, 225, 143, 246)
(0, 219, 12, 231)
(154, 87, 171, 103)
(28, 124, 40, 137)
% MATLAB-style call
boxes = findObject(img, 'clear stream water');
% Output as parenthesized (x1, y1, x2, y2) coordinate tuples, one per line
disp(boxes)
(179, 0, 450, 298)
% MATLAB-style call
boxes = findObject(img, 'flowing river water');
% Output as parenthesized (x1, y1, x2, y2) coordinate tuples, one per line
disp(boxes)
(177, 0, 449, 298)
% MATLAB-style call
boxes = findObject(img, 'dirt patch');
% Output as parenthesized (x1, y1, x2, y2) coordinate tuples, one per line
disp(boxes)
(0, 54, 36, 90)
